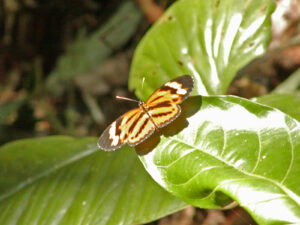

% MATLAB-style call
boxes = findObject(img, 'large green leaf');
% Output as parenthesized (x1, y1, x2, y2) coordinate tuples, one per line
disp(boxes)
(129, 0, 275, 98)
(0, 136, 186, 225)
(139, 95, 300, 224)
(253, 93, 300, 122)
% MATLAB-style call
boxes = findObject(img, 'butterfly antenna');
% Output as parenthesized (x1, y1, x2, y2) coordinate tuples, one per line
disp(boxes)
(116, 96, 139, 103)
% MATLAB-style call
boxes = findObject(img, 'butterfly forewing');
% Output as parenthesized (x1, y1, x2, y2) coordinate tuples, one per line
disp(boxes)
(125, 110, 155, 145)
(98, 75, 194, 151)
(98, 108, 156, 151)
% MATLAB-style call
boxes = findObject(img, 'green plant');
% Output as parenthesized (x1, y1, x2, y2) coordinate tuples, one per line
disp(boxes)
(1, 0, 300, 224)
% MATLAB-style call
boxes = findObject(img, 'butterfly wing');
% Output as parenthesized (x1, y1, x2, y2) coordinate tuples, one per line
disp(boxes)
(146, 75, 194, 127)
(98, 75, 194, 151)
(98, 107, 156, 151)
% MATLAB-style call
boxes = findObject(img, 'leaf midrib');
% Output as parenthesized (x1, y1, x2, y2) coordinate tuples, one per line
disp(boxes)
(157, 136, 300, 207)
(0, 145, 99, 202)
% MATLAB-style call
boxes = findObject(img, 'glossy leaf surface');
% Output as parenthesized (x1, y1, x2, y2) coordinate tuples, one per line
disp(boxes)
(129, 0, 275, 98)
(254, 93, 300, 122)
(140, 95, 300, 224)
(0, 137, 186, 225)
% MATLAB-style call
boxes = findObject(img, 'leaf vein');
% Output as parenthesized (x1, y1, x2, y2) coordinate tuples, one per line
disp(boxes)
(281, 126, 295, 184)
(161, 136, 300, 207)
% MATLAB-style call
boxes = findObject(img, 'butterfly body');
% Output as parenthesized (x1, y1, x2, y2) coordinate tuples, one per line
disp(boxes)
(98, 75, 194, 151)
(138, 101, 160, 130)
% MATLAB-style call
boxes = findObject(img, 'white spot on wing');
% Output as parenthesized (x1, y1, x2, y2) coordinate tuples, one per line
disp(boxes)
(165, 82, 187, 95)
(108, 121, 119, 146)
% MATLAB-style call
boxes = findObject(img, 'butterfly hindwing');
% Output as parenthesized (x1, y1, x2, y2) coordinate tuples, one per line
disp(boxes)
(146, 75, 194, 127)
(98, 75, 194, 151)
(146, 75, 194, 105)
(148, 102, 181, 128)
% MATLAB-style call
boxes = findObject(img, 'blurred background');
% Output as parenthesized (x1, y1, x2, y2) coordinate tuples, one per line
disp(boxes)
(1, 0, 300, 224)
(0, 0, 166, 143)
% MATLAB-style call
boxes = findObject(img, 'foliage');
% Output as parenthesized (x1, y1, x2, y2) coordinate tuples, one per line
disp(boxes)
(0, 137, 186, 225)
(130, 0, 274, 98)
(129, 0, 300, 224)
(139, 95, 300, 224)
(46, 1, 142, 97)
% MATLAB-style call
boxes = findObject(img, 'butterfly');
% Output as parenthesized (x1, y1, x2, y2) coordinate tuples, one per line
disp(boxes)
(98, 75, 194, 151)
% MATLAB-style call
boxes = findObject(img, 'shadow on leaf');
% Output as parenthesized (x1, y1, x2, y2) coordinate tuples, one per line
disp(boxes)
(135, 96, 202, 155)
